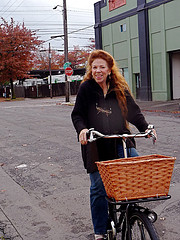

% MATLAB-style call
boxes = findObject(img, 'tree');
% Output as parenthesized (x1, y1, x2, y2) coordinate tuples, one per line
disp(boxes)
(68, 39, 95, 68)
(32, 49, 64, 70)
(87, 38, 96, 51)
(68, 46, 89, 69)
(32, 42, 95, 71)
(0, 18, 42, 98)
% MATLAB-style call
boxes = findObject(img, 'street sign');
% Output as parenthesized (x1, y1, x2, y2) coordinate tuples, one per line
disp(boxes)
(63, 62, 71, 69)
(65, 67, 73, 76)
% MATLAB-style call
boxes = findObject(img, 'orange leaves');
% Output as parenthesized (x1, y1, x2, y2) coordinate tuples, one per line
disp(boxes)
(32, 44, 95, 71)
(32, 50, 65, 70)
(0, 18, 42, 84)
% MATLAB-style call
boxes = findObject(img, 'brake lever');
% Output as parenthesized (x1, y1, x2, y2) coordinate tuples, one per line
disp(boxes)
(147, 125, 156, 144)
(86, 128, 95, 142)
(151, 132, 156, 144)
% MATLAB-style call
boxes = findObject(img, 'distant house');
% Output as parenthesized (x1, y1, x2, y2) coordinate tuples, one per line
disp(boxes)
(47, 74, 83, 84)
(23, 78, 46, 87)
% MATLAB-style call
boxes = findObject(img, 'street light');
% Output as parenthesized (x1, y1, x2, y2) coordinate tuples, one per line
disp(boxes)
(53, 5, 62, 9)
(53, 1, 70, 102)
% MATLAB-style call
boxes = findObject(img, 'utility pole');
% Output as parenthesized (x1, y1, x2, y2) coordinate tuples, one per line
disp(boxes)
(49, 43, 52, 98)
(63, 0, 70, 102)
(53, 1, 70, 102)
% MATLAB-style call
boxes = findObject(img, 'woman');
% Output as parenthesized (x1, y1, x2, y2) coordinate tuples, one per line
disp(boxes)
(71, 50, 155, 240)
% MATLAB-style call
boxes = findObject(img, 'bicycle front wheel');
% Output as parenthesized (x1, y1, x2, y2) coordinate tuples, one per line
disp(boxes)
(127, 211, 160, 240)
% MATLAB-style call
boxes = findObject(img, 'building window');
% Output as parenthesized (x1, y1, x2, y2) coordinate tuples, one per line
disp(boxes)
(135, 73, 141, 99)
(120, 68, 129, 85)
(109, 0, 126, 11)
(120, 23, 126, 32)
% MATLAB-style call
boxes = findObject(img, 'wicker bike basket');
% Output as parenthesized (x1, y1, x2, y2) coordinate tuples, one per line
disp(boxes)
(96, 154, 176, 201)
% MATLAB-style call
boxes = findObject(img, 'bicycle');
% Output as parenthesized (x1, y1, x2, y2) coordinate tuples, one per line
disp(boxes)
(87, 127, 175, 240)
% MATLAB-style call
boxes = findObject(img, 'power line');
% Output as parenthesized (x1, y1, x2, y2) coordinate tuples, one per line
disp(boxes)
(22, 21, 93, 25)
(0, 8, 93, 14)
(24, 23, 93, 27)
(0, 5, 93, 12)
(0, 0, 13, 12)
(4, 0, 25, 19)
(51, 25, 94, 39)
(0, 2, 95, 50)
(0, 10, 93, 14)
(1, 0, 22, 16)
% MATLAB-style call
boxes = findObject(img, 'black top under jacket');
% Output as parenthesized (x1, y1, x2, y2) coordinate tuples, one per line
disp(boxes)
(71, 79, 148, 173)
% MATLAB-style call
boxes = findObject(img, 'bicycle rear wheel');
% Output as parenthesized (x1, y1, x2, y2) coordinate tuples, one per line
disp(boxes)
(126, 211, 160, 240)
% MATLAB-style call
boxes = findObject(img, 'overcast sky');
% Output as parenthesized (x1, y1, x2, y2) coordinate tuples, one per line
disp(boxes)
(0, 0, 98, 51)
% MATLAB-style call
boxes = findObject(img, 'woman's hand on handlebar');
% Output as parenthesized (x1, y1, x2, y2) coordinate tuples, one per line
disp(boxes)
(145, 128, 157, 143)
(79, 128, 89, 145)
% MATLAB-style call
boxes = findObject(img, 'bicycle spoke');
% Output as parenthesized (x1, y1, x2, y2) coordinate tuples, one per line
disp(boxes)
(127, 212, 159, 240)
(130, 220, 151, 239)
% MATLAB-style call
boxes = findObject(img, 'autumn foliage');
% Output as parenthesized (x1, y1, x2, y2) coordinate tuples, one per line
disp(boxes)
(32, 39, 95, 71)
(0, 18, 42, 85)
(68, 46, 90, 69)
(32, 49, 64, 70)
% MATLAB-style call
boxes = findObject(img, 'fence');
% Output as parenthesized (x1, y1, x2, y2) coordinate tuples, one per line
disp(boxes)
(15, 85, 25, 98)
(0, 81, 81, 99)
(0, 86, 11, 98)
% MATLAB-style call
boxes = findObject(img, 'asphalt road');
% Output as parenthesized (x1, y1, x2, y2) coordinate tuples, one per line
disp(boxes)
(0, 97, 180, 240)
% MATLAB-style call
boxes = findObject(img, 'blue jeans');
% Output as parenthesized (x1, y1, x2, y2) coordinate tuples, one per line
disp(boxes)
(89, 145, 139, 234)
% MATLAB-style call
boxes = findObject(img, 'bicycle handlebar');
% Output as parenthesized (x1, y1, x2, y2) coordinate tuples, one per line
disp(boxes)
(87, 125, 156, 144)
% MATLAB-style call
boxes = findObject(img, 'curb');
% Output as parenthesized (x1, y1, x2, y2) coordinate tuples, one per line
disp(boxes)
(142, 109, 180, 115)
(0, 207, 22, 240)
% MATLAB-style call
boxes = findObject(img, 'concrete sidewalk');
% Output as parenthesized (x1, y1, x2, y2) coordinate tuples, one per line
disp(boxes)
(137, 99, 180, 113)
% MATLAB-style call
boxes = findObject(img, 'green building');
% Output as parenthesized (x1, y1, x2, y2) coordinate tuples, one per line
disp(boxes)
(94, 0, 180, 101)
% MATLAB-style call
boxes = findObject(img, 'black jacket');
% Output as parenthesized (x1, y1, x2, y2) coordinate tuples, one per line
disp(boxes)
(71, 79, 148, 173)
